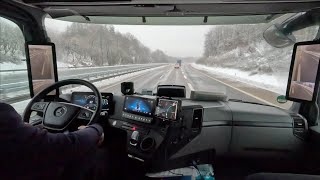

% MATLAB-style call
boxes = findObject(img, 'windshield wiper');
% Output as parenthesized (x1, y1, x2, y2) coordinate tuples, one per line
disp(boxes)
(228, 99, 275, 107)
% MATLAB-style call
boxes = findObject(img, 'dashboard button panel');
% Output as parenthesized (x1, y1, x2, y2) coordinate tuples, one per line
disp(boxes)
(122, 112, 153, 123)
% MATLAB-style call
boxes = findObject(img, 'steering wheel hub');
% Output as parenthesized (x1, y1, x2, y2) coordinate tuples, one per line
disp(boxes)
(54, 106, 67, 117)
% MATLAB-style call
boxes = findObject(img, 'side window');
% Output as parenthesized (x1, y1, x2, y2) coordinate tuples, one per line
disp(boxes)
(0, 17, 28, 113)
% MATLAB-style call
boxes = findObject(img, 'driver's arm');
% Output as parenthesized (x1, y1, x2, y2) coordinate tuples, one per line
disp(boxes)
(20, 123, 103, 163)
(0, 102, 103, 165)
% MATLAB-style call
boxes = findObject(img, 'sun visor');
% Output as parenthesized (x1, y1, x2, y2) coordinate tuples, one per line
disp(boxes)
(53, 15, 283, 25)
(190, 91, 228, 102)
(45, 8, 78, 18)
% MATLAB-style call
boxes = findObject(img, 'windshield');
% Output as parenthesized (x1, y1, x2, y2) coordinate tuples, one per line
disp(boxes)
(47, 17, 318, 109)
(0, 14, 318, 112)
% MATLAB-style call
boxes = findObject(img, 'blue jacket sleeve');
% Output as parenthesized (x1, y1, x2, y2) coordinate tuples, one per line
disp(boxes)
(0, 102, 103, 165)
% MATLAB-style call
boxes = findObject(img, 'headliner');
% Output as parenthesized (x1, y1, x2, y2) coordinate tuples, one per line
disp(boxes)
(11, 0, 320, 25)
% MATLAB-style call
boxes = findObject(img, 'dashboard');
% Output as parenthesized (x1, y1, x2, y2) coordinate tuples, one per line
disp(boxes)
(69, 91, 308, 172)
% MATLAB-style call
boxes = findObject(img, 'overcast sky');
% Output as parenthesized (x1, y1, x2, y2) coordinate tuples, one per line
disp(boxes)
(45, 18, 212, 57)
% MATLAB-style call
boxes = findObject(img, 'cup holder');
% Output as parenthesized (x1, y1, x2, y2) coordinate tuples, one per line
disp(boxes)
(140, 137, 155, 152)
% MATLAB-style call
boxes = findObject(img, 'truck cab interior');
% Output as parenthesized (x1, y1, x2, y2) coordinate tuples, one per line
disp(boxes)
(2, 0, 320, 180)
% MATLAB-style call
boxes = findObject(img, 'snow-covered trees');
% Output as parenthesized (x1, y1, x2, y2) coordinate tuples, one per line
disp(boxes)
(0, 18, 25, 64)
(199, 23, 318, 74)
(0, 18, 175, 67)
(47, 23, 174, 67)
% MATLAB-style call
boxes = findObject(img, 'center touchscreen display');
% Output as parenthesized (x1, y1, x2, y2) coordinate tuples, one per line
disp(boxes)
(123, 96, 155, 116)
(155, 99, 179, 120)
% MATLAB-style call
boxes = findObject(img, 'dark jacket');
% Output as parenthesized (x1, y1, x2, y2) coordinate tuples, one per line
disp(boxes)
(0, 102, 103, 180)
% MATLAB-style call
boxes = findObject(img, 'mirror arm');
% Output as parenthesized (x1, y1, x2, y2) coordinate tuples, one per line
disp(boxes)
(282, 10, 320, 35)
(314, 26, 320, 41)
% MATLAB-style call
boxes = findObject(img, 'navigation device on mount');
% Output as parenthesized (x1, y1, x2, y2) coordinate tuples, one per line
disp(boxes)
(155, 98, 181, 121)
(286, 41, 320, 102)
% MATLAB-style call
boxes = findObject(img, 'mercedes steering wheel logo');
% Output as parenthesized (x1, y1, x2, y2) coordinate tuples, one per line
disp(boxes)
(54, 106, 67, 117)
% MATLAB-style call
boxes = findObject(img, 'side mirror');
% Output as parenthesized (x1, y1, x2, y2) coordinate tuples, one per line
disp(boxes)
(263, 24, 296, 48)
(26, 42, 58, 97)
(286, 41, 320, 102)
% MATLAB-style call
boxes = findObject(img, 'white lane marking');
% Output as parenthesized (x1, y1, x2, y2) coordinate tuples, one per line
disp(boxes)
(153, 67, 174, 91)
(187, 83, 195, 91)
(192, 66, 280, 108)
(183, 75, 187, 80)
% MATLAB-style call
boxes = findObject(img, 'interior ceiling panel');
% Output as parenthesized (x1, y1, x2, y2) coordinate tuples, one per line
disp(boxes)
(21, 0, 320, 5)
(44, 3, 320, 18)
(16, 0, 320, 18)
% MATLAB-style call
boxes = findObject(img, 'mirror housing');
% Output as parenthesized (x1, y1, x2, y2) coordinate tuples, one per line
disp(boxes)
(263, 24, 296, 48)
(264, 10, 320, 48)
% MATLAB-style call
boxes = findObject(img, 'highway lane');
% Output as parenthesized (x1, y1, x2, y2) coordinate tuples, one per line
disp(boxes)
(7, 62, 286, 109)
(99, 64, 273, 106)
(9, 63, 286, 114)
(100, 65, 170, 94)
(183, 64, 269, 104)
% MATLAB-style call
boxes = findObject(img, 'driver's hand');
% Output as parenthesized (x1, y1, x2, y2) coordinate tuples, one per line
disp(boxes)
(24, 122, 31, 126)
(98, 132, 104, 146)
(78, 125, 88, 130)
(78, 125, 104, 146)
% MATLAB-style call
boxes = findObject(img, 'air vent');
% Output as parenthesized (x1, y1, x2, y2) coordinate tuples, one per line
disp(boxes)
(192, 108, 203, 130)
(290, 113, 308, 140)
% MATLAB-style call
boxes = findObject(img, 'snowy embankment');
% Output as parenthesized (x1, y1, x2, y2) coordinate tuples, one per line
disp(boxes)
(191, 63, 289, 95)
(0, 62, 27, 70)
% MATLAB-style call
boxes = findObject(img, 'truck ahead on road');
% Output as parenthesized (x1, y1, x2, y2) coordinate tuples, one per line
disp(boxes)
(177, 59, 182, 66)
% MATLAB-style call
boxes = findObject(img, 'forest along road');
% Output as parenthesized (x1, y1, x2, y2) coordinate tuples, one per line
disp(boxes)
(101, 63, 290, 109)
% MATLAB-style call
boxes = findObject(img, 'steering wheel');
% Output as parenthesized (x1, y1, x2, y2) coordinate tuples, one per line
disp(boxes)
(23, 79, 102, 131)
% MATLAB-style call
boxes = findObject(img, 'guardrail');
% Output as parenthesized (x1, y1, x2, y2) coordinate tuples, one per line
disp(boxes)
(0, 69, 27, 73)
(1, 64, 165, 104)
(0, 63, 163, 73)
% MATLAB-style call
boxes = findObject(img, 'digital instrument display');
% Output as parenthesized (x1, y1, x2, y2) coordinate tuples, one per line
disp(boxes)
(123, 96, 155, 117)
(71, 92, 113, 111)
(155, 99, 179, 120)
(287, 41, 320, 102)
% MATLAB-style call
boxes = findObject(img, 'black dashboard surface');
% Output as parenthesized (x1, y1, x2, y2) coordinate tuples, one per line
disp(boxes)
(109, 96, 304, 153)
(65, 92, 307, 171)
